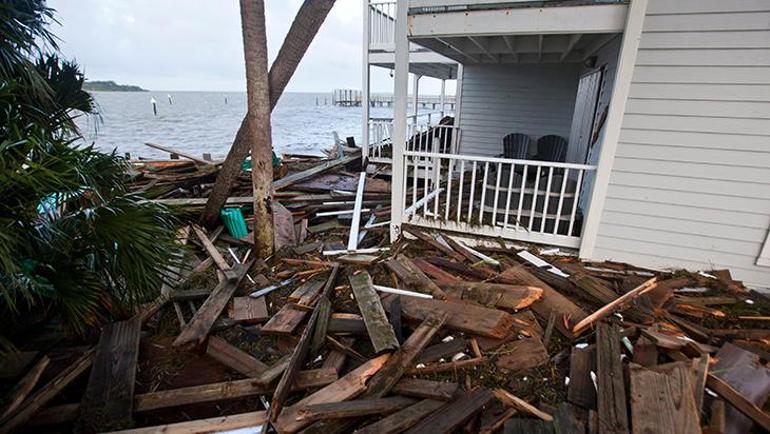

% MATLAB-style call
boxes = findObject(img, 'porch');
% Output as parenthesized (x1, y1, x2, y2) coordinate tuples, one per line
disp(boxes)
(385, 0, 630, 249)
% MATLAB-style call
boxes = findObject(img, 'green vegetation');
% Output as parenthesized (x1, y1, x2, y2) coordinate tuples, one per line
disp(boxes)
(0, 0, 183, 344)
(82, 80, 146, 92)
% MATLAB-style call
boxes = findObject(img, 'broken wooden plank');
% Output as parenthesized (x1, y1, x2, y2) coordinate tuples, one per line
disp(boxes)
(385, 254, 448, 299)
(349, 270, 400, 354)
(412, 257, 462, 283)
(78, 318, 142, 432)
(494, 388, 553, 422)
(504, 418, 554, 434)
(572, 277, 658, 335)
(385, 295, 518, 339)
(109, 410, 268, 434)
(322, 337, 355, 374)
(495, 336, 549, 373)
(568, 345, 597, 409)
(391, 378, 459, 401)
(596, 322, 629, 434)
(417, 338, 468, 364)
(273, 354, 390, 433)
(346, 172, 366, 251)
(271, 264, 340, 420)
(438, 281, 543, 310)
(629, 362, 700, 434)
(231, 296, 269, 323)
(403, 388, 495, 434)
(499, 264, 587, 338)
(260, 305, 309, 336)
(144, 142, 214, 165)
(355, 399, 445, 434)
(191, 223, 231, 272)
(0, 350, 95, 433)
(296, 396, 417, 422)
(0, 356, 49, 420)
(273, 153, 359, 191)
(206, 335, 268, 377)
(363, 313, 449, 399)
(173, 263, 251, 347)
(402, 225, 466, 263)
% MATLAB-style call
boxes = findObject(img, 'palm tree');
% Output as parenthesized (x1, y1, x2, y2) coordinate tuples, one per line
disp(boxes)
(200, 0, 337, 230)
(239, 0, 273, 256)
(0, 0, 184, 340)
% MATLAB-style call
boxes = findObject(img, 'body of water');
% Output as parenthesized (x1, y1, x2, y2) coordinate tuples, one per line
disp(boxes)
(77, 91, 394, 159)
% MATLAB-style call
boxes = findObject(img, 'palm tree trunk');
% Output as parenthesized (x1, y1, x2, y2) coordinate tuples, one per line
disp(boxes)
(239, 0, 272, 255)
(200, 0, 337, 228)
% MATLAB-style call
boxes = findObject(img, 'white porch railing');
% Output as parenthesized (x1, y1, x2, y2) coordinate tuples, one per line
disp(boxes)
(367, 122, 459, 163)
(400, 151, 597, 248)
(369, 1, 396, 50)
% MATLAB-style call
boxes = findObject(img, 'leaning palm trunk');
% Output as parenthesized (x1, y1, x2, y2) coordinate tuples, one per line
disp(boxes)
(240, 0, 273, 255)
(200, 0, 337, 228)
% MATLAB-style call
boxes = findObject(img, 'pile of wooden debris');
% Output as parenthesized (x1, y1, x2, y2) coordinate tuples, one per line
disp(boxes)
(1, 151, 769, 434)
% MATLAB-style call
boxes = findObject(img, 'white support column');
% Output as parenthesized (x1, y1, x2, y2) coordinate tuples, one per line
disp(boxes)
(440, 79, 446, 118)
(362, 0, 370, 161)
(579, 0, 648, 259)
(453, 63, 464, 153)
(390, 0, 409, 242)
(412, 74, 420, 120)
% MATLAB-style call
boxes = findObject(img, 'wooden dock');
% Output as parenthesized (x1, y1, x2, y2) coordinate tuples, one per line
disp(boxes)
(332, 89, 455, 109)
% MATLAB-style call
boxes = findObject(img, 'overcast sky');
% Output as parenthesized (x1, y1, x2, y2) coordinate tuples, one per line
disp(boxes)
(49, 0, 451, 94)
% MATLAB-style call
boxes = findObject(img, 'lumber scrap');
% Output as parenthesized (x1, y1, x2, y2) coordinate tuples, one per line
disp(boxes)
(296, 396, 417, 422)
(206, 335, 268, 377)
(355, 399, 445, 434)
(32, 368, 338, 425)
(499, 264, 587, 338)
(322, 337, 354, 374)
(426, 256, 495, 281)
(78, 318, 142, 432)
(438, 281, 543, 310)
(629, 362, 700, 434)
(495, 336, 549, 372)
(273, 153, 358, 191)
(417, 338, 468, 364)
(0, 352, 37, 381)
(364, 312, 449, 399)
(0, 356, 49, 420)
(403, 388, 495, 434)
(504, 418, 554, 434)
(144, 142, 214, 165)
(568, 345, 597, 409)
(231, 296, 269, 323)
(0, 350, 95, 433)
(173, 262, 251, 347)
(348, 270, 400, 353)
(402, 225, 466, 262)
(191, 223, 231, 272)
(109, 410, 268, 434)
(494, 388, 553, 421)
(273, 354, 390, 433)
(572, 277, 657, 335)
(568, 271, 619, 304)
(391, 378, 459, 401)
(553, 403, 586, 434)
(596, 323, 629, 434)
(385, 254, 448, 299)
(412, 257, 461, 283)
(271, 264, 340, 419)
(385, 295, 518, 339)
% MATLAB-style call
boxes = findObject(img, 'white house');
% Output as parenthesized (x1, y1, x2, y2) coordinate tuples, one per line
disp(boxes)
(362, 0, 770, 288)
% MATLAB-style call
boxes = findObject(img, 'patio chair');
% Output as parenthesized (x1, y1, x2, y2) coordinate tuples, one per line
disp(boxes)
(534, 135, 568, 162)
(501, 133, 531, 159)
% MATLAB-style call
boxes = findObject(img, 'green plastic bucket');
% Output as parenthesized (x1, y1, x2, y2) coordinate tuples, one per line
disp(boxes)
(220, 207, 249, 239)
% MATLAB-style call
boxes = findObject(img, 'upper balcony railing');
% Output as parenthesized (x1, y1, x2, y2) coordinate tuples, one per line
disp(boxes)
(369, 1, 397, 50)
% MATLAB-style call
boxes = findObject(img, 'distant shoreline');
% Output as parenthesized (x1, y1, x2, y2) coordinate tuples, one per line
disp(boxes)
(84, 80, 147, 92)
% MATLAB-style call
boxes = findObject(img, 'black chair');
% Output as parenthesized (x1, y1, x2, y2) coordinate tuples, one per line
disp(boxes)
(534, 135, 568, 162)
(501, 133, 531, 159)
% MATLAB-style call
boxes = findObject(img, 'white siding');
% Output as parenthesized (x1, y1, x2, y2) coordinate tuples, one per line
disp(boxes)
(592, 0, 770, 288)
(457, 63, 581, 157)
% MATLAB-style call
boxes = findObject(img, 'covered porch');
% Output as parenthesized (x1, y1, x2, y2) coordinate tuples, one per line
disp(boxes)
(389, 0, 631, 249)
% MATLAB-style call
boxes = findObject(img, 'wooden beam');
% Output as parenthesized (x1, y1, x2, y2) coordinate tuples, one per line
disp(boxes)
(629, 362, 700, 433)
(355, 399, 445, 434)
(436, 37, 479, 63)
(572, 277, 657, 335)
(502, 35, 518, 62)
(296, 396, 417, 422)
(0, 356, 49, 420)
(78, 318, 142, 432)
(206, 335, 268, 377)
(173, 263, 251, 348)
(561, 34, 582, 61)
(349, 271, 400, 354)
(109, 411, 268, 434)
(494, 388, 553, 421)
(391, 378, 459, 401)
(191, 224, 231, 272)
(438, 281, 543, 310)
(403, 388, 495, 434)
(144, 142, 213, 165)
(468, 36, 496, 62)
(596, 322, 629, 434)
(385, 254, 447, 299)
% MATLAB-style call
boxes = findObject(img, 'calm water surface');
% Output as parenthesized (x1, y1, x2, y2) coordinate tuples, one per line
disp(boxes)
(77, 91, 394, 159)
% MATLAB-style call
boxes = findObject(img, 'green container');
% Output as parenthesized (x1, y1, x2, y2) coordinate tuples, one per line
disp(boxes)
(241, 151, 280, 171)
(220, 207, 249, 239)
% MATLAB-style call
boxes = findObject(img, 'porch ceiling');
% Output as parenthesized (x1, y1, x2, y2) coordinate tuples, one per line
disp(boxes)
(412, 33, 619, 64)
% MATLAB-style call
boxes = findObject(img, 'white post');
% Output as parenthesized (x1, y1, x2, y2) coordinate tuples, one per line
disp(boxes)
(412, 74, 420, 120)
(579, 0, 648, 259)
(390, 0, 409, 242)
(440, 79, 446, 118)
(362, 0, 370, 161)
(454, 63, 464, 153)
